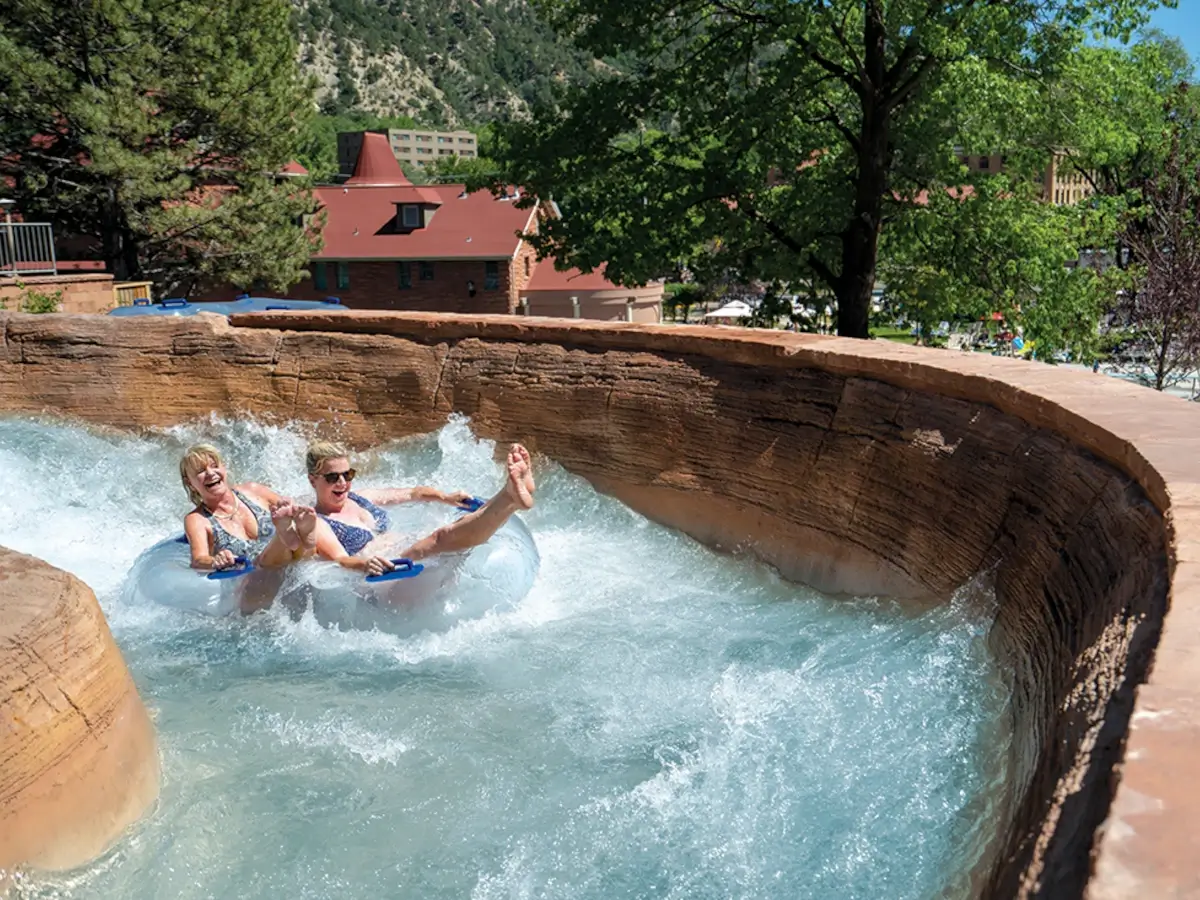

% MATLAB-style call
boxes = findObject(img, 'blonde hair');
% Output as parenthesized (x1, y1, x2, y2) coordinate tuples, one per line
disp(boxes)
(306, 440, 349, 476)
(180, 443, 225, 507)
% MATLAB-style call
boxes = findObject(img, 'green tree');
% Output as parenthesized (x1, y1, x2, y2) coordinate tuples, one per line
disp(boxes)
(881, 178, 1117, 358)
(0, 0, 318, 295)
(1039, 33, 1194, 200)
(493, 0, 1166, 337)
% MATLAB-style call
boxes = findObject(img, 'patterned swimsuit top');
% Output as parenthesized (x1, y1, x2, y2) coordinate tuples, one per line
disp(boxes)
(320, 492, 391, 556)
(203, 489, 275, 559)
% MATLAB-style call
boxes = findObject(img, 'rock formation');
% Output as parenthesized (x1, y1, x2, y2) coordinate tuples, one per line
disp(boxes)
(0, 309, 1196, 898)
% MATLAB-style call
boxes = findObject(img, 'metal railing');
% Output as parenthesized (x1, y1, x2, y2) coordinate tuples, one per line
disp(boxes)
(114, 281, 153, 306)
(0, 222, 57, 276)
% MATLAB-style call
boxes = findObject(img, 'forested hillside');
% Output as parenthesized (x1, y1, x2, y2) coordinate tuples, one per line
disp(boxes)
(294, 0, 596, 126)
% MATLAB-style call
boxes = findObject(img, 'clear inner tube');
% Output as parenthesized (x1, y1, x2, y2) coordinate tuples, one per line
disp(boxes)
(122, 504, 540, 633)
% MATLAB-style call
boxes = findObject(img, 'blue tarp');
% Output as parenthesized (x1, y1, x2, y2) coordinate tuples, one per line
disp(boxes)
(108, 296, 347, 318)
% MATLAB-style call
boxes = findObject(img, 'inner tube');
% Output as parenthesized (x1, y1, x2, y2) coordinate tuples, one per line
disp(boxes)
(288, 507, 540, 634)
(122, 503, 540, 629)
(121, 536, 258, 617)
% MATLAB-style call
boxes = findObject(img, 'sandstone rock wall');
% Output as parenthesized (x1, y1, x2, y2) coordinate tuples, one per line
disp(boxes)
(0, 309, 1196, 897)
(0, 546, 159, 880)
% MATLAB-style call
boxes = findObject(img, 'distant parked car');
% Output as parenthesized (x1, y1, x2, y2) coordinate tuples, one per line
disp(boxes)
(108, 295, 347, 318)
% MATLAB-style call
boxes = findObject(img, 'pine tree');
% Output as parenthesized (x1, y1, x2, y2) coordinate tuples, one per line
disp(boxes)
(0, 0, 318, 295)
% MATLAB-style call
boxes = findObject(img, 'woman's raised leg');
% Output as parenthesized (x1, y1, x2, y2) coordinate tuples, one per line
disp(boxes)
(401, 444, 535, 561)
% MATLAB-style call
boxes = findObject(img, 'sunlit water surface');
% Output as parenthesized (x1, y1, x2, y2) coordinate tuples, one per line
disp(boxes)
(2, 416, 1012, 899)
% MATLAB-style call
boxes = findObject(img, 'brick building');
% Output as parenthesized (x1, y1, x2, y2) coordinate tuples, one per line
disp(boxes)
(285, 132, 663, 321)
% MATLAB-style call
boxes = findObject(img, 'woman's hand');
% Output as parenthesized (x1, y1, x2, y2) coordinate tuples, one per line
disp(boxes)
(442, 490, 474, 507)
(212, 549, 237, 570)
(364, 556, 395, 577)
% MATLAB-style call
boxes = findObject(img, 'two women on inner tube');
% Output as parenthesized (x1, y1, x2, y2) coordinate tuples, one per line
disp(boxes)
(178, 440, 536, 587)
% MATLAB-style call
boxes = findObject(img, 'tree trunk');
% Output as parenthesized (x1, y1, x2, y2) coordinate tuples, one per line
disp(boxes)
(835, 128, 888, 339)
(836, 3, 890, 340)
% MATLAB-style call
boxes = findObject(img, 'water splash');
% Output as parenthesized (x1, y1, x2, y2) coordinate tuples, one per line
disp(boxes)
(4, 414, 1012, 899)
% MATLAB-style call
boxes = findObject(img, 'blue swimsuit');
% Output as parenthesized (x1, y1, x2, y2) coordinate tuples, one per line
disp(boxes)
(321, 492, 390, 555)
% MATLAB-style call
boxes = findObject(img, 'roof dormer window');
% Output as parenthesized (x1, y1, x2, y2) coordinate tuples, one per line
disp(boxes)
(401, 204, 421, 228)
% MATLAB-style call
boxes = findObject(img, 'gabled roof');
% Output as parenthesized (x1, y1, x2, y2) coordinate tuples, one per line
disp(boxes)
(313, 182, 536, 260)
(313, 133, 536, 260)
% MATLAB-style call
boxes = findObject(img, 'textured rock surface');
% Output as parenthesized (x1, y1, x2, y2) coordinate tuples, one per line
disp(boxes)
(0, 546, 159, 878)
(0, 309, 1197, 898)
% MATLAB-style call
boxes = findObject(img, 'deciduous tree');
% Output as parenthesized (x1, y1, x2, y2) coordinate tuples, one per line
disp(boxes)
(1118, 88, 1200, 391)
(494, 0, 1165, 337)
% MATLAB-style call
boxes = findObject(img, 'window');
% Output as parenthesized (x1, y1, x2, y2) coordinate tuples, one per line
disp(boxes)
(401, 204, 420, 228)
(398, 133, 411, 141)
(979, 156, 989, 170)
(417, 134, 432, 142)
(419, 261, 434, 281)
(439, 149, 454, 156)
(523, 256, 530, 278)
(418, 147, 432, 155)
(459, 137, 474, 145)
(397, 262, 411, 289)
(485, 261, 500, 290)
(313, 262, 327, 291)
(438, 136, 450, 143)
(336, 262, 350, 289)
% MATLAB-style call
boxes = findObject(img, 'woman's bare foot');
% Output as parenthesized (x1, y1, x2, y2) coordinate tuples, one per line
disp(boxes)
(294, 506, 318, 552)
(271, 501, 301, 552)
(505, 444, 535, 510)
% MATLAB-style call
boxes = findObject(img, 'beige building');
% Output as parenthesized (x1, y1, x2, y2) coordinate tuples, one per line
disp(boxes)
(958, 150, 1095, 206)
(337, 129, 478, 177)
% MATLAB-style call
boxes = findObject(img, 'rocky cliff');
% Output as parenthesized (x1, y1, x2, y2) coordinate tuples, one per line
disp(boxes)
(295, 0, 596, 123)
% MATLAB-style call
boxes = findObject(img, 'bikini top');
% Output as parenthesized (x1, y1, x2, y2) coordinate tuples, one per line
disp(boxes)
(320, 492, 390, 556)
(203, 489, 275, 559)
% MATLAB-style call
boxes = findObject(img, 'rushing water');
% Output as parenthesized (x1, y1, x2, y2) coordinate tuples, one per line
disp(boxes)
(2, 415, 1012, 900)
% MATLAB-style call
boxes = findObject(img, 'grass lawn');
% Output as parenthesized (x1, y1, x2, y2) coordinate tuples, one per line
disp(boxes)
(871, 326, 918, 345)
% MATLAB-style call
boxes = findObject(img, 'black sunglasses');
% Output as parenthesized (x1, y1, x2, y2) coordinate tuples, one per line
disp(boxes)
(321, 468, 356, 484)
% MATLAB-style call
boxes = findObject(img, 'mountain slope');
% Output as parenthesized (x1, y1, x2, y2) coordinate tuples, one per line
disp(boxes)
(295, 0, 595, 126)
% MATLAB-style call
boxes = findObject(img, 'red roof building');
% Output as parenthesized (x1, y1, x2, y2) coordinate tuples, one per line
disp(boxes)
(275, 132, 663, 321)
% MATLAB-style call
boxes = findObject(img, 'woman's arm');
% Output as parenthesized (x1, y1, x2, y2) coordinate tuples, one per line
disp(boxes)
(311, 519, 394, 575)
(358, 486, 472, 506)
(184, 511, 234, 570)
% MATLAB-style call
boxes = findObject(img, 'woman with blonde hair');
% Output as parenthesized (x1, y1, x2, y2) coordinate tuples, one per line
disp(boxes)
(180, 443, 317, 572)
(305, 439, 536, 577)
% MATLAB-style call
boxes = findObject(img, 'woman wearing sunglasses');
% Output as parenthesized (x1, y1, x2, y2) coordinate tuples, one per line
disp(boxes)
(306, 440, 536, 577)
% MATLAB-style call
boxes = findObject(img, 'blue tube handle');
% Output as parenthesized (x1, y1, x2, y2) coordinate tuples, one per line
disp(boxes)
(207, 556, 255, 580)
(365, 558, 426, 583)
(458, 496, 485, 513)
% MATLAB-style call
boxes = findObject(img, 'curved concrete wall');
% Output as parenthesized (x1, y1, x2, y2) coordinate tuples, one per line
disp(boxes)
(0, 547, 159, 880)
(0, 309, 1195, 898)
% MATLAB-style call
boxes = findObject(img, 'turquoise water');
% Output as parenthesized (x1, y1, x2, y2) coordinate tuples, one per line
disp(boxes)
(1, 416, 1012, 899)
